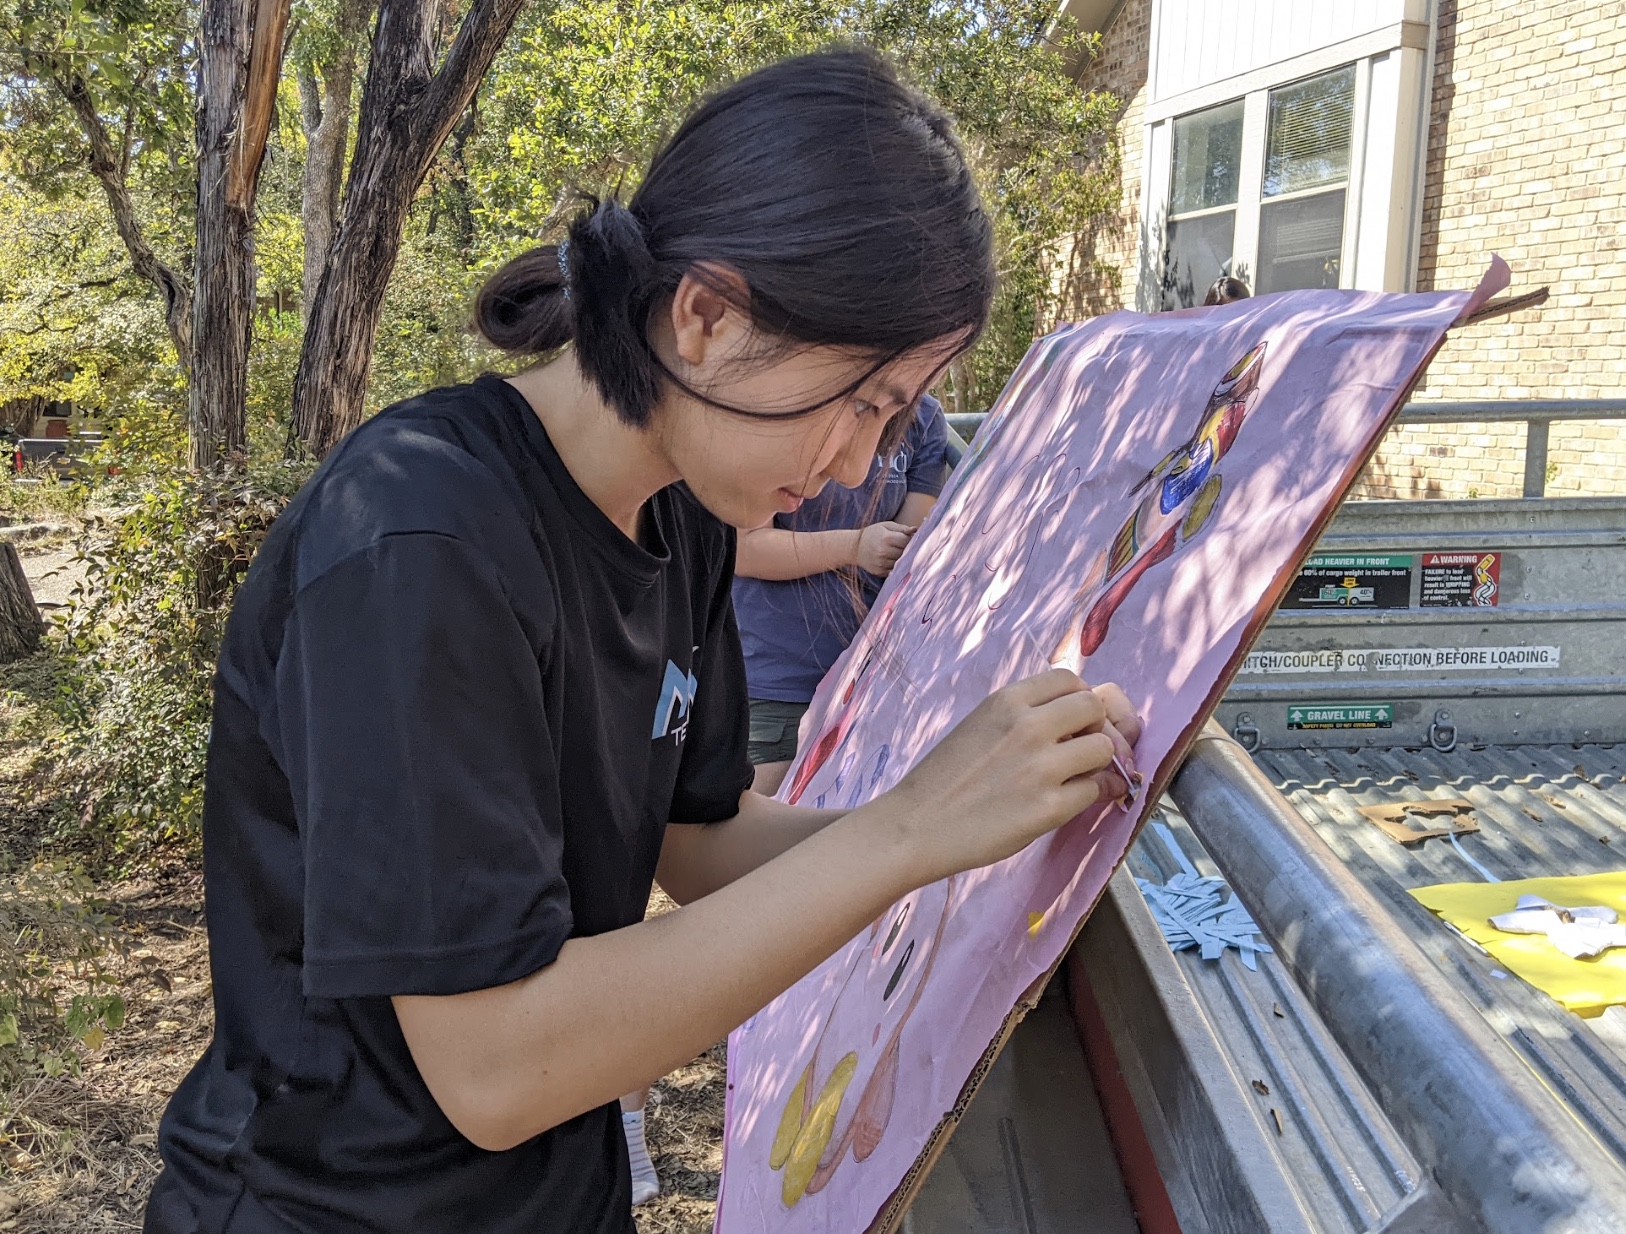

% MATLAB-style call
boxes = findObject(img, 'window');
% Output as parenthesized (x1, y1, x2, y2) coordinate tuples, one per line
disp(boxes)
(1163, 100, 1243, 310)
(1160, 65, 1358, 307)
(1258, 66, 1355, 294)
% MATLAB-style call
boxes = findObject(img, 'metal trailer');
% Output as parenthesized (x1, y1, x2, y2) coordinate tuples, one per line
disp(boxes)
(899, 401, 1626, 1233)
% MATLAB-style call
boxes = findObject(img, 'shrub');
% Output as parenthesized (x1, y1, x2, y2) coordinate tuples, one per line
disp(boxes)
(0, 862, 123, 1086)
(50, 460, 311, 859)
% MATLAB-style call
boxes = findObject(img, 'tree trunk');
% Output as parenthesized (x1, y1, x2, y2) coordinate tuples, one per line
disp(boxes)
(289, 0, 528, 458)
(299, 0, 373, 317)
(948, 357, 971, 415)
(0, 543, 44, 663)
(54, 71, 194, 373)
(190, 0, 292, 472)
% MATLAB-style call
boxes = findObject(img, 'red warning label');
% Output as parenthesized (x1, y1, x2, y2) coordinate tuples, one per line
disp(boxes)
(1420, 552, 1501, 607)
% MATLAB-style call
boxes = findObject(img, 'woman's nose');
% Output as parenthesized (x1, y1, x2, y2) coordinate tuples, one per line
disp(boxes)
(827, 421, 883, 489)
(827, 444, 872, 489)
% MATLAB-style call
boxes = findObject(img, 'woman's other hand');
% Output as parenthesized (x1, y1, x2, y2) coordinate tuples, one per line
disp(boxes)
(856, 521, 915, 576)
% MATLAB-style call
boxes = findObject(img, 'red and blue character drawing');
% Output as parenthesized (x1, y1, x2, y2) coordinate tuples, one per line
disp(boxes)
(1056, 341, 1267, 660)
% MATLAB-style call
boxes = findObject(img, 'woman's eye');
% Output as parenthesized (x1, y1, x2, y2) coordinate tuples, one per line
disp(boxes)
(856, 401, 881, 419)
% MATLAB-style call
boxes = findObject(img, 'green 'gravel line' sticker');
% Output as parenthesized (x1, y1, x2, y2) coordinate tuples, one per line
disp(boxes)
(1287, 703, 1394, 729)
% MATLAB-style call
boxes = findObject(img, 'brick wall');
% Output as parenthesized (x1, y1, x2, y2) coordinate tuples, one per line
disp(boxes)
(1072, 0, 1626, 500)
(1350, 0, 1626, 499)
(1054, 0, 1152, 319)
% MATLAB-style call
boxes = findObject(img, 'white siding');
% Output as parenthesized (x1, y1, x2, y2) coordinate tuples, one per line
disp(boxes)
(1150, 0, 1412, 102)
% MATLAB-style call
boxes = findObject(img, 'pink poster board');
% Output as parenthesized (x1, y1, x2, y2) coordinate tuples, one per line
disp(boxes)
(717, 264, 1509, 1233)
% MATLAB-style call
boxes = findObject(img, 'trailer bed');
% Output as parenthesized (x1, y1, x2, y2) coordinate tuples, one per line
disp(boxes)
(902, 993, 1139, 1234)
(902, 741, 1626, 1234)
(1262, 741, 1626, 1153)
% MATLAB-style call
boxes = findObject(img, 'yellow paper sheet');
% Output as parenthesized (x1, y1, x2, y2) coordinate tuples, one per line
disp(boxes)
(1410, 873, 1626, 1017)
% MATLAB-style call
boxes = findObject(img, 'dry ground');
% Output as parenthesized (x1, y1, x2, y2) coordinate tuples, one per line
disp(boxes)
(0, 535, 727, 1232)
(16, 543, 82, 614)
(0, 883, 726, 1233)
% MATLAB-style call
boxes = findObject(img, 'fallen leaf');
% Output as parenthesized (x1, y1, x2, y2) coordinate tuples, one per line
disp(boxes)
(1270, 1109, 1284, 1136)
(1251, 1079, 1270, 1096)
(1272, 1003, 1285, 1018)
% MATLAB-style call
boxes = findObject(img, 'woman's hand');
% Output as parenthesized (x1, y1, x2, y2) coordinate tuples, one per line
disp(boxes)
(855, 521, 915, 576)
(886, 670, 1142, 883)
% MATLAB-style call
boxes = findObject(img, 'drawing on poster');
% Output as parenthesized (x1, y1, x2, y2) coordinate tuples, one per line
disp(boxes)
(1056, 342, 1265, 658)
(718, 259, 1513, 1234)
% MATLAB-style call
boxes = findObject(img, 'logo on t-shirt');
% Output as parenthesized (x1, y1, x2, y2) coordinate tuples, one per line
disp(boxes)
(652, 655, 699, 743)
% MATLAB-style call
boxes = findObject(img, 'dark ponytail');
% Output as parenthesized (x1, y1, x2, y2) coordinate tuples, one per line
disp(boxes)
(474, 46, 995, 428)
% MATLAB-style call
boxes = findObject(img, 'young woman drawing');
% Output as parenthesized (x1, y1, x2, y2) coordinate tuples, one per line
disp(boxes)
(145, 48, 1139, 1234)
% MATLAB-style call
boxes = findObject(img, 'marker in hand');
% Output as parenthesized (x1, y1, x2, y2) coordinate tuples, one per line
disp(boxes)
(1019, 629, 1143, 808)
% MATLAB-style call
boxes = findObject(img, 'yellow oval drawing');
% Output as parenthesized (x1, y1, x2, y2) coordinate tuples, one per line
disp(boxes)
(769, 1066, 812, 1171)
(780, 1052, 859, 1207)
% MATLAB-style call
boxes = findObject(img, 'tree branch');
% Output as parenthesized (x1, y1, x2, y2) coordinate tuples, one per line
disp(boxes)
(291, 0, 529, 455)
(417, 0, 528, 161)
(51, 69, 193, 371)
(299, 0, 374, 313)
(536, 182, 576, 239)
(119, 98, 135, 182)
(229, 0, 293, 208)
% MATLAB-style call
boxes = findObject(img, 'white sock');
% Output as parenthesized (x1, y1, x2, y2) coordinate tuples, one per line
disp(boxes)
(622, 1108, 660, 1205)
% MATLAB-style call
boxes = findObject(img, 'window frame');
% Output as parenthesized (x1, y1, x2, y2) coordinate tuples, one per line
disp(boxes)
(1156, 59, 1373, 308)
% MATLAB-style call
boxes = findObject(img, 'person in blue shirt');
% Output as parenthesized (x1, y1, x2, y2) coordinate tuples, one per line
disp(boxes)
(732, 395, 950, 795)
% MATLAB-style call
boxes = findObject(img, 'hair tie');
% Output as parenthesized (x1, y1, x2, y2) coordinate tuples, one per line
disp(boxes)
(556, 240, 572, 300)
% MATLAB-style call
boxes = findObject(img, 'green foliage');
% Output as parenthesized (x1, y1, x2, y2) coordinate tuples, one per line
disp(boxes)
(368, 225, 496, 410)
(0, 0, 196, 202)
(245, 309, 305, 454)
(0, 861, 124, 1085)
(869, 2, 1118, 402)
(0, 179, 180, 415)
(477, 0, 820, 244)
(0, 474, 89, 525)
(51, 461, 310, 857)
(474, 0, 1118, 409)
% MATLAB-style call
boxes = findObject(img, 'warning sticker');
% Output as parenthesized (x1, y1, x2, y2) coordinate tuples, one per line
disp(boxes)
(1241, 645, 1561, 675)
(1420, 552, 1501, 607)
(1287, 703, 1394, 730)
(1282, 554, 1413, 610)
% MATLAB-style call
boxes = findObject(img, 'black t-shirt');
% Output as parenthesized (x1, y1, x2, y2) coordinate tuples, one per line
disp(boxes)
(145, 376, 753, 1234)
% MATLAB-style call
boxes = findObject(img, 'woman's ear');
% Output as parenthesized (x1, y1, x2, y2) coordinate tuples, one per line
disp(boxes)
(669, 265, 752, 366)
